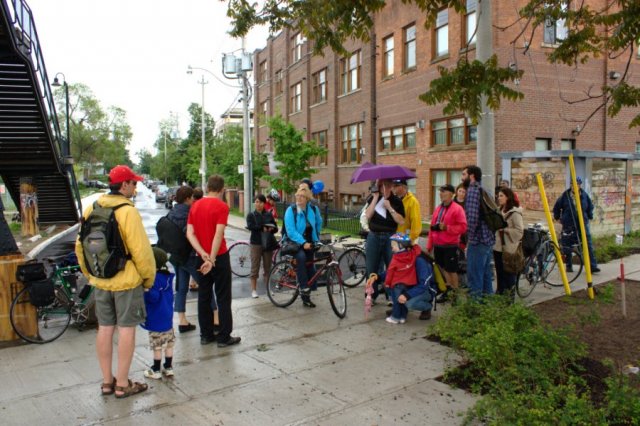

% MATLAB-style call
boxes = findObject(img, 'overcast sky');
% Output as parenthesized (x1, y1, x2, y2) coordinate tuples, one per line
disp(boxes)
(26, 0, 268, 162)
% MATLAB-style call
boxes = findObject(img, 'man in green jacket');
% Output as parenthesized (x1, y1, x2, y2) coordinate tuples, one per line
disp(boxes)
(76, 165, 155, 399)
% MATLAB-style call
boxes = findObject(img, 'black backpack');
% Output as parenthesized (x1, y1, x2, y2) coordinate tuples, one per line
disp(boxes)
(156, 216, 192, 265)
(79, 202, 130, 278)
(480, 188, 508, 232)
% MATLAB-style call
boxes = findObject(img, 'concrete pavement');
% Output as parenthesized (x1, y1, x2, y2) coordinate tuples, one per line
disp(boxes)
(2, 198, 639, 425)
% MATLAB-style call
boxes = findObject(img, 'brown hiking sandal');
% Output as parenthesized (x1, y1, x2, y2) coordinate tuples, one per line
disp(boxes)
(114, 379, 148, 399)
(100, 378, 117, 396)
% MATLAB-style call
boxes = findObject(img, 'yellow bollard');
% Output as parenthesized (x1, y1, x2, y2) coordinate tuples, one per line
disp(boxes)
(568, 155, 594, 299)
(536, 173, 572, 296)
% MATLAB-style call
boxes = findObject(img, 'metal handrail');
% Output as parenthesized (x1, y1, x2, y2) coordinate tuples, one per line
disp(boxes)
(2, 0, 82, 216)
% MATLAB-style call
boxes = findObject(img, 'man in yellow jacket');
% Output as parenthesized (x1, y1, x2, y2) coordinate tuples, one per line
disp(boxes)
(76, 165, 155, 399)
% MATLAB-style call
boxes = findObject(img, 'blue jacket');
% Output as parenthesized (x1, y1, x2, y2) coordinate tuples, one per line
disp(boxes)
(553, 188, 593, 230)
(141, 270, 174, 333)
(379, 253, 434, 302)
(284, 204, 323, 245)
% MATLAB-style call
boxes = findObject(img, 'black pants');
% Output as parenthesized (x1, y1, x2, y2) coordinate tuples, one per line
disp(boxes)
(190, 252, 233, 341)
(493, 250, 516, 298)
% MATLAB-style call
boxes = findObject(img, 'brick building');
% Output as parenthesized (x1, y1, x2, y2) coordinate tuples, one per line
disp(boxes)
(253, 0, 640, 218)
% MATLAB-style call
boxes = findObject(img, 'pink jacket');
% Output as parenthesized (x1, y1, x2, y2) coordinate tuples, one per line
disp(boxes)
(426, 201, 467, 251)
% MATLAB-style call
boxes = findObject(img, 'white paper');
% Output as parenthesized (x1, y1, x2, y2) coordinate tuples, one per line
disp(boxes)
(374, 198, 387, 218)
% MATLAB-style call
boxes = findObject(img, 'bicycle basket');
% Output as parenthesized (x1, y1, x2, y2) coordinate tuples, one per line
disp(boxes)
(16, 261, 46, 283)
(28, 278, 56, 307)
(522, 229, 543, 257)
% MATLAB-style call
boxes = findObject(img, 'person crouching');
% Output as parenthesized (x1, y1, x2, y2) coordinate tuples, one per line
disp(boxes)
(385, 233, 421, 324)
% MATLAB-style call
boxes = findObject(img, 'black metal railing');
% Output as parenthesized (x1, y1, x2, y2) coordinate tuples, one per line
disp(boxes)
(275, 202, 363, 236)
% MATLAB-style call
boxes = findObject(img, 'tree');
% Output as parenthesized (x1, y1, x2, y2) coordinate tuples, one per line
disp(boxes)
(227, 0, 640, 129)
(137, 148, 153, 175)
(265, 115, 327, 195)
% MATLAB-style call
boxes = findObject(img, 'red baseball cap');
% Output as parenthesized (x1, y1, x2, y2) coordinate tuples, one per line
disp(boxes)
(109, 165, 143, 184)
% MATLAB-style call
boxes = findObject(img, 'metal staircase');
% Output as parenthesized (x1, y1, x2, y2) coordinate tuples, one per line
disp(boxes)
(0, 0, 80, 225)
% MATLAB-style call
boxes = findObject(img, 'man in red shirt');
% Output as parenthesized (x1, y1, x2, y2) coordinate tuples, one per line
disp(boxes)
(186, 175, 241, 347)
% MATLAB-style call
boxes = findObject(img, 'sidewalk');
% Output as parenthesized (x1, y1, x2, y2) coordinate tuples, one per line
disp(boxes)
(2, 207, 637, 425)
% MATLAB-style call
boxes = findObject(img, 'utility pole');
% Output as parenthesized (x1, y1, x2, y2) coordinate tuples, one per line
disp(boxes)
(199, 76, 208, 190)
(476, 0, 495, 193)
(241, 37, 253, 216)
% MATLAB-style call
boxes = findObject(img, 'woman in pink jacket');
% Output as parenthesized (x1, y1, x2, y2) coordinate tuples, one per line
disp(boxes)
(426, 184, 468, 292)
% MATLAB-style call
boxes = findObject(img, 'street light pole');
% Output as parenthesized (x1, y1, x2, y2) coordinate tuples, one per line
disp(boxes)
(199, 76, 208, 190)
(52, 73, 70, 157)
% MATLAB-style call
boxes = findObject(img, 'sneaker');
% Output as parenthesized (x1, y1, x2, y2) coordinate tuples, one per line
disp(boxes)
(566, 266, 574, 273)
(419, 310, 432, 321)
(592, 267, 601, 273)
(200, 335, 217, 345)
(385, 309, 392, 316)
(302, 299, 316, 308)
(399, 318, 406, 324)
(162, 367, 174, 377)
(217, 336, 242, 348)
(144, 368, 162, 379)
(251, 290, 259, 298)
(385, 316, 400, 324)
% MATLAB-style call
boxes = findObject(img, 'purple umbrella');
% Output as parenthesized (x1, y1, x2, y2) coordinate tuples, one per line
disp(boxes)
(350, 162, 416, 184)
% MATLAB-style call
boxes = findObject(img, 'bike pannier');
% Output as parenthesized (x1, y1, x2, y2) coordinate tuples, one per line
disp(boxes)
(28, 278, 56, 307)
(522, 228, 542, 257)
(16, 261, 46, 282)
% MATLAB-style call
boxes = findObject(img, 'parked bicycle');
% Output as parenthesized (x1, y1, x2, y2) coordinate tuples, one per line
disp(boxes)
(267, 237, 348, 318)
(516, 224, 583, 298)
(337, 238, 366, 288)
(10, 260, 95, 344)
(227, 239, 283, 277)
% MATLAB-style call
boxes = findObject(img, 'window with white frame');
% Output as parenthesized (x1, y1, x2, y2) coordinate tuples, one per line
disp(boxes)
(290, 82, 302, 113)
(312, 68, 327, 104)
(340, 50, 361, 94)
(341, 123, 363, 164)
(432, 170, 459, 210)
(464, 0, 477, 46)
(380, 125, 416, 152)
(291, 32, 305, 62)
(543, 2, 568, 45)
(431, 117, 476, 146)
(404, 24, 416, 70)
(383, 35, 394, 78)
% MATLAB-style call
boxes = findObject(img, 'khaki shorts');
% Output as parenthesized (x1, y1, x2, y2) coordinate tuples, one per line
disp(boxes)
(148, 329, 176, 351)
(94, 286, 146, 327)
(250, 244, 273, 279)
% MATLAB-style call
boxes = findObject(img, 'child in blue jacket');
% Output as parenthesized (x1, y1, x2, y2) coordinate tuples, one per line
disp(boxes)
(142, 247, 176, 379)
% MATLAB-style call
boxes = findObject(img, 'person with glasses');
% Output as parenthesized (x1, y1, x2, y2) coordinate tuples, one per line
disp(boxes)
(75, 165, 155, 399)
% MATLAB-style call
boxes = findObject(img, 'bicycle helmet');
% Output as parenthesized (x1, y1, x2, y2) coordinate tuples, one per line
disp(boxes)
(390, 233, 412, 249)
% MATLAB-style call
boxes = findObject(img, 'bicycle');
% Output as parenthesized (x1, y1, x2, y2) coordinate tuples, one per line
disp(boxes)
(516, 225, 583, 298)
(267, 238, 347, 318)
(337, 237, 366, 288)
(10, 261, 95, 344)
(228, 239, 283, 277)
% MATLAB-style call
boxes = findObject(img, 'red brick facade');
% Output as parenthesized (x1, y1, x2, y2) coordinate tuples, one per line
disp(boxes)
(253, 0, 640, 218)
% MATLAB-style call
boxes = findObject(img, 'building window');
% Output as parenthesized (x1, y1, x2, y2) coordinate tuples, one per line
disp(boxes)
(340, 50, 361, 94)
(341, 122, 363, 164)
(312, 68, 327, 104)
(312, 130, 328, 166)
(275, 70, 283, 94)
(432, 170, 459, 210)
(380, 125, 416, 151)
(291, 32, 305, 63)
(463, 0, 477, 46)
(431, 117, 476, 146)
(290, 82, 302, 113)
(403, 24, 416, 70)
(636, 142, 640, 153)
(259, 101, 268, 124)
(258, 60, 268, 83)
(434, 9, 449, 58)
(535, 138, 552, 151)
(560, 138, 575, 150)
(383, 35, 394, 78)
(543, 2, 568, 45)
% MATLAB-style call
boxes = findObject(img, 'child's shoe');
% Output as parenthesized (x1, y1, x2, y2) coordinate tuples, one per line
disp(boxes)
(385, 316, 401, 324)
(399, 317, 406, 324)
(163, 367, 174, 377)
(144, 368, 162, 379)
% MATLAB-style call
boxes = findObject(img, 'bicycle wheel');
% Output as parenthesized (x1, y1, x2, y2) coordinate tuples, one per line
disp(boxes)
(338, 248, 366, 288)
(544, 245, 583, 286)
(516, 257, 538, 298)
(267, 260, 299, 307)
(10, 285, 71, 344)
(326, 267, 347, 318)
(228, 241, 252, 277)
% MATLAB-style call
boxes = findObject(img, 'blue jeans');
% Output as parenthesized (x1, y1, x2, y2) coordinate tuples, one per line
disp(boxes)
(365, 231, 392, 298)
(294, 248, 315, 301)
(390, 286, 409, 320)
(467, 242, 494, 299)
(170, 259, 201, 313)
(562, 227, 598, 269)
(405, 290, 433, 312)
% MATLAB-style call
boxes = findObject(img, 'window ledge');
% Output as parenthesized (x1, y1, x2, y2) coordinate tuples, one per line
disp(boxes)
(401, 67, 417, 75)
(541, 42, 560, 49)
(337, 88, 362, 99)
(378, 149, 418, 156)
(428, 143, 476, 153)
(430, 54, 450, 65)
(288, 111, 302, 117)
(459, 44, 476, 54)
(310, 100, 327, 108)
(381, 75, 395, 82)
(337, 163, 361, 168)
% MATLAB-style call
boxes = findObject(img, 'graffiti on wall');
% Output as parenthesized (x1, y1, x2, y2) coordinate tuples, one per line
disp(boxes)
(590, 160, 626, 234)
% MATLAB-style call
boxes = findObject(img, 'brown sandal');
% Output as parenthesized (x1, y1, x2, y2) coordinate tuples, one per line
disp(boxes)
(114, 379, 148, 399)
(101, 378, 117, 395)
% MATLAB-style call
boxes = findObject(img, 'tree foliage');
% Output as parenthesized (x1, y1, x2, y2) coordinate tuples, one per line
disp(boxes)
(265, 115, 327, 195)
(226, 0, 640, 129)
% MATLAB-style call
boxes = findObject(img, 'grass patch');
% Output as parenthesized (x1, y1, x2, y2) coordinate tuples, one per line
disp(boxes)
(594, 230, 640, 263)
(429, 295, 640, 425)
